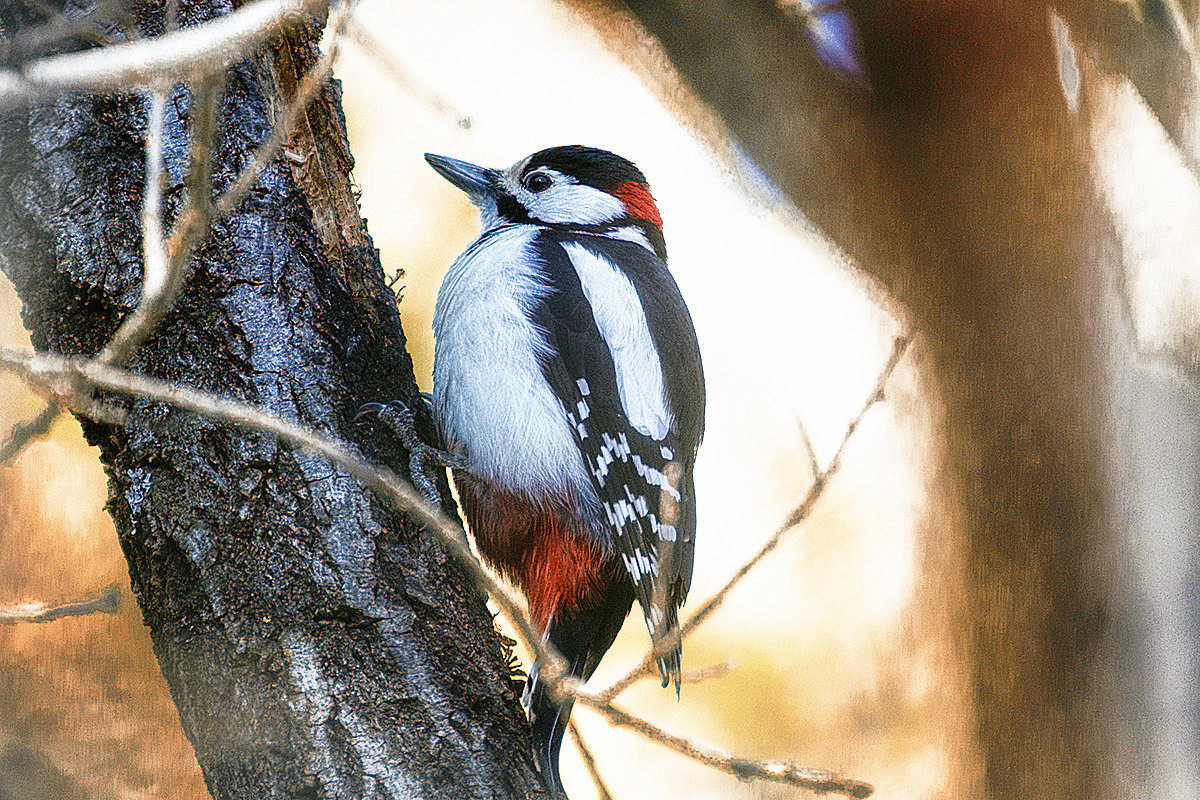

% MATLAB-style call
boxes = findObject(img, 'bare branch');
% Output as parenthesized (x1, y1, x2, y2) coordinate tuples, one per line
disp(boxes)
(568, 719, 615, 800)
(793, 408, 821, 479)
(0, 0, 131, 65)
(0, 587, 121, 625)
(346, 19, 470, 127)
(98, 73, 223, 366)
(100, 0, 352, 366)
(0, 403, 61, 465)
(0, 336, 888, 800)
(577, 699, 874, 798)
(678, 658, 739, 684)
(0, 0, 329, 106)
(96, 84, 168, 366)
(0, 343, 570, 690)
(593, 333, 913, 702)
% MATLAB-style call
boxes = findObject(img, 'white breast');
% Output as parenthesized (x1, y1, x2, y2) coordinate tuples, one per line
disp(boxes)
(432, 225, 597, 504)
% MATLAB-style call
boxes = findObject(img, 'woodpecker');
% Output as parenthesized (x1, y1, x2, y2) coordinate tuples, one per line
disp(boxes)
(426, 146, 704, 796)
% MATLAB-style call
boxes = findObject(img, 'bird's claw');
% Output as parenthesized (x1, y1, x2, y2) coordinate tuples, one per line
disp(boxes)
(356, 399, 463, 504)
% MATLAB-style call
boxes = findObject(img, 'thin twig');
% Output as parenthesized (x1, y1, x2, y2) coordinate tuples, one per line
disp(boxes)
(100, 0, 351, 366)
(0, 403, 61, 465)
(678, 658, 739, 684)
(794, 408, 821, 479)
(0, 587, 121, 624)
(578, 699, 874, 798)
(1, 0, 129, 65)
(345, 19, 469, 127)
(592, 333, 913, 702)
(568, 719, 615, 800)
(98, 84, 168, 365)
(0, 0, 328, 106)
(0, 344, 570, 689)
(98, 72, 223, 366)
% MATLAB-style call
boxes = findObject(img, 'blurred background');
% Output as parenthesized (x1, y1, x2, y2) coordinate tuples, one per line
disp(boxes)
(2, 0, 1197, 798)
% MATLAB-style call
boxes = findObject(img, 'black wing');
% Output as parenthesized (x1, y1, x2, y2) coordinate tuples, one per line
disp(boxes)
(530, 230, 704, 684)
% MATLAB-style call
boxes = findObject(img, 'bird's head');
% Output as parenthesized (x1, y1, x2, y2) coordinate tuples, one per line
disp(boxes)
(425, 145, 665, 258)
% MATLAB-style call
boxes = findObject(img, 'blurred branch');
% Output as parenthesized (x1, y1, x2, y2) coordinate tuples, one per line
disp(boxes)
(98, 82, 172, 365)
(0, 0, 133, 66)
(0, 587, 121, 624)
(1057, 0, 1200, 174)
(346, 19, 470, 127)
(568, 720, 615, 800)
(0, 403, 61, 465)
(678, 658, 739, 684)
(593, 333, 912, 702)
(100, 0, 355, 365)
(552, 337, 915, 799)
(578, 699, 874, 798)
(214, 0, 354, 217)
(793, 407, 821, 479)
(0, 0, 328, 106)
(0, 342, 571, 693)
(0, 336, 874, 796)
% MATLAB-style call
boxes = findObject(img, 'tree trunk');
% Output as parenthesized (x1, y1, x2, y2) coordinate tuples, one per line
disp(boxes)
(575, 0, 1143, 797)
(0, 2, 546, 798)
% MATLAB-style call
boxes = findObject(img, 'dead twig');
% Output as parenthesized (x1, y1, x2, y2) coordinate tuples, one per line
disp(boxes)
(568, 719, 615, 800)
(0, 0, 329, 106)
(100, 0, 354, 366)
(0, 587, 121, 624)
(0, 343, 571, 692)
(345, 19, 469, 127)
(578, 699, 874, 798)
(0, 403, 61, 465)
(214, 0, 355, 218)
(678, 658, 739, 684)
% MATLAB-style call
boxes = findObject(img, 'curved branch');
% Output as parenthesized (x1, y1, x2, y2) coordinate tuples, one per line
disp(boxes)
(0, 0, 327, 106)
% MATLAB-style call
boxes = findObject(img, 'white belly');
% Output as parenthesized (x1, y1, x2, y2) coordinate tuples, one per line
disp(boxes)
(432, 225, 595, 504)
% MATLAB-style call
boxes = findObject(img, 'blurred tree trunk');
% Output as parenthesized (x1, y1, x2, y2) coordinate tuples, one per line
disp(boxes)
(0, 2, 545, 798)
(571, 0, 1149, 797)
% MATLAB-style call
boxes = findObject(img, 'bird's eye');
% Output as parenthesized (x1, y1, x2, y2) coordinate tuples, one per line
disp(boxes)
(523, 172, 552, 193)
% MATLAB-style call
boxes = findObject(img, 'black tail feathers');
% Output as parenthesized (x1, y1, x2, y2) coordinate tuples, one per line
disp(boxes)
(528, 572, 634, 799)
(529, 678, 573, 800)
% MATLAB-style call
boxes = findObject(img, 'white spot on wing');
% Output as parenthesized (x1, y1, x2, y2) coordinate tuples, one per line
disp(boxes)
(564, 242, 672, 440)
(602, 224, 657, 254)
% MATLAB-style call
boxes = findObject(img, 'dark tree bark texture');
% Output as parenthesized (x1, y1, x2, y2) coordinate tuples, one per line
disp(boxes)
(0, 2, 546, 798)
(572, 0, 1145, 798)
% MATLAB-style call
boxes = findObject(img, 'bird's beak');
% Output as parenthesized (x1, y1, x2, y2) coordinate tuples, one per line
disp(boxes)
(425, 153, 500, 199)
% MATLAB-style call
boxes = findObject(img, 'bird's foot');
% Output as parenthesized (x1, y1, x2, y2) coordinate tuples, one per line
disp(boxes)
(356, 399, 465, 504)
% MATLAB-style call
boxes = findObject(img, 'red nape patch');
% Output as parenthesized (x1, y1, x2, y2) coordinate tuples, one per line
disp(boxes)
(453, 473, 607, 630)
(614, 180, 663, 229)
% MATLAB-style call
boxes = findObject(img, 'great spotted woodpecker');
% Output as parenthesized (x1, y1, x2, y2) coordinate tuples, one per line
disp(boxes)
(426, 146, 704, 797)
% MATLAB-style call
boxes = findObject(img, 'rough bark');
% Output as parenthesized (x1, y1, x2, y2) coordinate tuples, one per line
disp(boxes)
(570, 0, 1144, 797)
(0, 1, 546, 798)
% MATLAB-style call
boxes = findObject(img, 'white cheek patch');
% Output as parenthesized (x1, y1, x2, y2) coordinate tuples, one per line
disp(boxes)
(526, 182, 625, 225)
(500, 167, 626, 225)
(564, 242, 672, 440)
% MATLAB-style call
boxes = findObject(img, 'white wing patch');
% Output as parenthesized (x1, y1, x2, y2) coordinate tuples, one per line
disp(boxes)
(564, 242, 672, 440)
